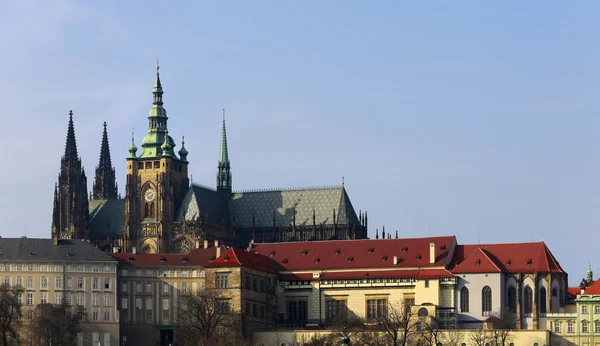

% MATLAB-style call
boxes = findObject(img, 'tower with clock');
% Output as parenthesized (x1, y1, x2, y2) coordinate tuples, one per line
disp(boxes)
(123, 64, 189, 253)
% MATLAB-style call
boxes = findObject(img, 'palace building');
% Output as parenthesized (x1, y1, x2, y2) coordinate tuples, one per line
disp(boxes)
(52, 65, 367, 254)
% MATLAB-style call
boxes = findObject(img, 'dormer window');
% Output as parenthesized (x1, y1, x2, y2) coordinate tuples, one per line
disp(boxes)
(314, 258, 320, 264)
(224, 256, 230, 262)
(269, 251, 276, 258)
(335, 249, 341, 255)
(526, 259, 532, 266)
(506, 260, 511, 266)
(381, 256, 388, 262)
(368, 248, 375, 254)
(128, 256, 135, 261)
(440, 245, 447, 250)
(416, 255, 422, 261)
(348, 257, 354, 263)
(475, 260, 481, 266)
(66, 252, 74, 257)
(159, 257, 166, 262)
(301, 250, 308, 256)
(182, 257, 188, 263)
(282, 259, 288, 264)
(402, 247, 408, 253)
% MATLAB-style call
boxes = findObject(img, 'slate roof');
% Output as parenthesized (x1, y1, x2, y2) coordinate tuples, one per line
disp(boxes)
(449, 242, 565, 274)
(176, 185, 229, 225)
(251, 236, 456, 271)
(0, 238, 115, 262)
(205, 248, 278, 274)
(109, 245, 226, 267)
(229, 186, 360, 228)
(89, 199, 125, 237)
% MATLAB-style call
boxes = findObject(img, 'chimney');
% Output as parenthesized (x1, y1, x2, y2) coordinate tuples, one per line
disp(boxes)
(429, 243, 436, 264)
(204, 240, 208, 249)
(52, 234, 58, 246)
(214, 240, 219, 247)
(112, 247, 119, 254)
(393, 255, 398, 265)
(132, 247, 137, 255)
(216, 246, 221, 259)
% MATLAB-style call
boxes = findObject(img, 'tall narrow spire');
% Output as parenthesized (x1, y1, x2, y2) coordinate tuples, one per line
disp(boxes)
(64, 110, 78, 164)
(92, 122, 118, 200)
(217, 109, 232, 199)
(140, 63, 173, 159)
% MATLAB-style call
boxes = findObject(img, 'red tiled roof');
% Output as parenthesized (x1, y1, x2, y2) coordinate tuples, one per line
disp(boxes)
(452, 248, 502, 273)
(280, 273, 314, 281)
(569, 286, 582, 297)
(280, 269, 454, 281)
(205, 248, 278, 274)
(109, 246, 226, 267)
(417, 269, 455, 279)
(251, 236, 455, 271)
(581, 280, 600, 295)
(450, 242, 564, 274)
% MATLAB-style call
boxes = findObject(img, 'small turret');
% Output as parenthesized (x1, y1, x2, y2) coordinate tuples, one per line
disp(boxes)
(161, 131, 174, 157)
(128, 130, 138, 159)
(178, 136, 188, 161)
(587, 263, 594, 284)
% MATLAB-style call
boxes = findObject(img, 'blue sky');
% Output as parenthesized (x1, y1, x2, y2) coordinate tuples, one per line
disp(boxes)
(0, 1, 598, 280)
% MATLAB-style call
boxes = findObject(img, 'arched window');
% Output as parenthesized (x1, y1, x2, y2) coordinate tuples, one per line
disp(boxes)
(507, 286, 517, 312)
(149, 202, 156, 218)
(144, 203, 149, 218)
(539, 287, 547, 313)
(418, 308, 429, 317)
(524, 286, 533, 314)
(460, 287, 469, 312)
(482, 286, 492, 315)
(552, 288, 558, 297)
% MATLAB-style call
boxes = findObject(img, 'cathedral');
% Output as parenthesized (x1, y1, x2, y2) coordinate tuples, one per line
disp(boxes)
(51, 66, 368, 254)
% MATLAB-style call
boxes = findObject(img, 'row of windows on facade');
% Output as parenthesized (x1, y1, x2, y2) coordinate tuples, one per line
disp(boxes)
(0, 264, 115, 273)
(1, 277, 112, 290)
(18, 332, 112, 346)
(137, 161, 185, 172)
(284, 298, 418, 322)
(243, 274, 276, 293)
(16, 291, 113, 307)
(553, 320, 600, 333)
(120, 268, 205, 278)
(121, 281, 200, 294)
(459, 285, 556, 315)
(120, 296, 183, 325)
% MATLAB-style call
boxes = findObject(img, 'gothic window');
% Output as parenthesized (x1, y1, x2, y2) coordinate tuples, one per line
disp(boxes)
(144, 203, 149, 218)
(507, 286, 517, 312)
(150, 202, 156, 218)
(418, 308, 429, 317)
(524, 285, 533, 314)
(539, 287, 547, 314)
(482, 286, 492, 315)
(460, 287, 469, 312)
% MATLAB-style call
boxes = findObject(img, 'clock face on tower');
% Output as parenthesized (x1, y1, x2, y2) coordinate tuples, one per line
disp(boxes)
(144, 188, 155, 202)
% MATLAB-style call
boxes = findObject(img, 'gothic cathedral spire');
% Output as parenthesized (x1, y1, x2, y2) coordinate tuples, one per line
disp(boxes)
(217, 109, 232, 199)
(92, 122, 118, 200)
(51, 110, 90, 243)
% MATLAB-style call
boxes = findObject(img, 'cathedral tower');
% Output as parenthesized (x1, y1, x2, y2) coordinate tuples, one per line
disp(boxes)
(51, 111, 91, 242)
(216, 110, 232, 200)
(123, 65, 189, 253)
(92, 122, 118, 200)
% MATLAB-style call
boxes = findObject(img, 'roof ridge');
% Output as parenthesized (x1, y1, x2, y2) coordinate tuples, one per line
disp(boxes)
(254, 235, 453, 246)
(233, 185, 344, 193)
(542, 242, 565, 273)
(478, 248, 503, 272)
(465, 241, 546, 247)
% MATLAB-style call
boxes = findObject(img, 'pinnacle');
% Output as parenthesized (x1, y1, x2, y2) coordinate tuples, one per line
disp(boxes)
(64, 110, 79, 164)
(219, 109, 229, 164)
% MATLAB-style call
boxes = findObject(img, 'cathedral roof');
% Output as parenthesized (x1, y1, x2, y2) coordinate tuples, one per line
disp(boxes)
(89, 199, 125, 237)
(176, 184, 230, 225)
(0, 238, 115, 262)
(228, 185, 360, 228)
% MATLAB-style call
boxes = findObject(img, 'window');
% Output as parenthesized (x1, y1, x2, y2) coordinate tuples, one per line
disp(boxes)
(27, 310, 33, 320)
(27, 264, 33, 272)
(104, 278, 110, 289)
(3, 277, 8, 286)
(41, 277, 47, 289)
(93, 312, 99, 321)
(326, 300, 347, 322)
(145, 298, 152, 310)
(103, 332, 110, 346)
(16, 264, 22, 272)
(245, 275, 250, 289)
(27, 277, 33, 288)
(77, 333, 83, 346)
(92, 293, 99, 307)
(55, 293, 62, 304)
(26, 293, 33, 305)
(104, 294, 112, 306)
(163, 283, 169, 294)
(65, 292, 72, 305)
(104, 311, 110, 321)
(67, 277, 73, 289)
(181, 270, 188, 278)
(136, 283, 141, 293)
(287, 300, 308, 322)
(596, 305, 600, 314)
(135, 298, 142, 310)
(93, 278, 99, 289)
(55, 277, 61, 288)
(3, 264, 10, 272)
(16, 294, 21, 305)
(146, 283, 152, 293)
(41, 264, 47, 272)
(596, 321, 600, 333)
(524, 286, 533, 314)
(77, 292, 84, 306)
(367, 299, 387, 319)
(122, 297, 129, 309)
(482, 286, 492, 315)
(460, 287, 469, 312)
(163, 298, 169, 309)
(539, 287, 547, 314)
(120, 283, 127, 292)
(583, 305, 589, 314)
(217, 273, 229, 289)
(181, 283, 188, 293)
(424, 280, 429, 288)
(554, 322, 560, 333)
(582, 321, 589, 333)
(568, 321, 574, 333)
(40, 293, 47, 304)
(15, 278, 21, 288)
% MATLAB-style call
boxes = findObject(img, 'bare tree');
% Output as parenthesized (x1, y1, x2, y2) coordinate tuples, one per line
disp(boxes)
(176, 289, 239, 346)
(419, 316, 444, 346)
(0, 284, 22, 346)
(376, 301, 419, 346)
(30, 302, 87, 346)
(469, 328, 491, 346)
(443, 328, 464, 346)
(487, 309, 515, 346)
